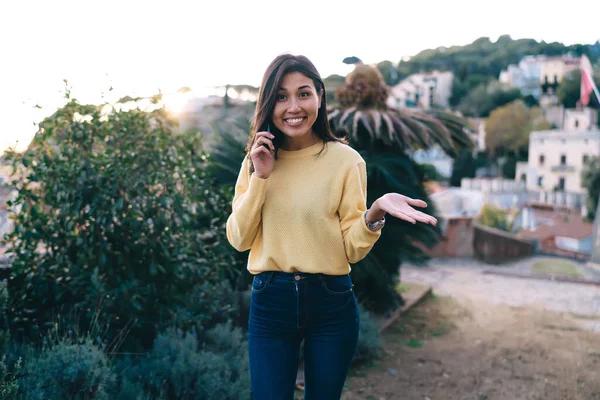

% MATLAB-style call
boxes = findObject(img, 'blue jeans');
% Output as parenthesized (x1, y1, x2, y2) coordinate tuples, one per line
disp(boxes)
(248, 271, 359, 400)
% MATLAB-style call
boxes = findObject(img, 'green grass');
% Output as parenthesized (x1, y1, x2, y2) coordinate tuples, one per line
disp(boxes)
(430, 321, 452, 337)
(404, 338, 423, 348)
(531, 259, 583, 279)
(396, 283, 412, 293)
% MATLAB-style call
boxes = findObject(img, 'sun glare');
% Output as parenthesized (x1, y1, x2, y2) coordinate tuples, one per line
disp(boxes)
(163, 91, 193, 114)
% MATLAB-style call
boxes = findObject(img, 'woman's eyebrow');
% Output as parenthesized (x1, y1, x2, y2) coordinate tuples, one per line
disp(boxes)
(278, 85, 313, 91)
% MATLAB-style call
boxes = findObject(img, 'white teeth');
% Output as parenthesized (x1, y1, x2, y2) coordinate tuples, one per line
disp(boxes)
(285, 118, 304, 124)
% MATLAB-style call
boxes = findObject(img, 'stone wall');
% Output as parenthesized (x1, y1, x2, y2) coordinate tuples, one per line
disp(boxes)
(473, 223, 536, 264)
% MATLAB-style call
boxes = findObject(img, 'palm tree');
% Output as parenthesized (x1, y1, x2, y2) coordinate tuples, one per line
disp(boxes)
(328, 60, 474, 313)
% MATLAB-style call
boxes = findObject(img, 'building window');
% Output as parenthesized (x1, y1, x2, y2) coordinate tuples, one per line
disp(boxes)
(583, 155, 589, 164)
(585, 139, 589, 145)
(558, 177, 565, 191)
(538, 176, 544, 187)
(539, 154, 545, 165)
(544, 75, 548, 84)
(575, 119, 579, 128)
(560, 154, 566, 165)
(553, 74, 558, 84)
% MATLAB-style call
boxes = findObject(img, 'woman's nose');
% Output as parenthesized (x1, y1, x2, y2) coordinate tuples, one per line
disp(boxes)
(288, 101, 301, 112)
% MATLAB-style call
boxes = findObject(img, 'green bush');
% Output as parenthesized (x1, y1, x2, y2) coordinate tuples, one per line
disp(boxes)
(19, 338, 115, 400)
(0, 279, 20, 400)
(120, 323, 250, 400)
(477, 204, 511, 232)
(353, 303, 383, 364)
(0, 355, 21, 400)
(2, 96, 242, 351)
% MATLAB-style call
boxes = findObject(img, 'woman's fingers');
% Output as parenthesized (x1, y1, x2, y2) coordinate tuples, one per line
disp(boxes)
(412, 211, 437, 225)
(250, 145, 272, 159)
(390, 209, 437, 225)
(407, 198, 427, 208)
(253, 131, 274, 148)
(389, 210, 417, 224)
(253, 136, 275, 152)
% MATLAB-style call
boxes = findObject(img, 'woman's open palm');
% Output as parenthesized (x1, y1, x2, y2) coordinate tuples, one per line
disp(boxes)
(376, 193, 437, 225)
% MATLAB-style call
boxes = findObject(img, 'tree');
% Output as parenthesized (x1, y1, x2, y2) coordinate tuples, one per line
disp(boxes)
(323, 74, 346, 106)
(328, 62, 474, 313)
(485, 100, 551, 156)
(450, 149, 476, 187)
(458, 81, 523, 118)
(417, 163, 443, 181)
(582, 157, 600, 221)
(557, 69, 600, 108)
(376, 60, 400, 86)
(501, 153, 519, 179)
(2, 97, 242, 351)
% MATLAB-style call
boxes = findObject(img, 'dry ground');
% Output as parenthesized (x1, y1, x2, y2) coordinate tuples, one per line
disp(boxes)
(341, 293, 600, 400)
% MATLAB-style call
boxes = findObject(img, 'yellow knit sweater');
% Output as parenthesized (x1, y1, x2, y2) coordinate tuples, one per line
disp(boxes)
(226, 140, 381, 275)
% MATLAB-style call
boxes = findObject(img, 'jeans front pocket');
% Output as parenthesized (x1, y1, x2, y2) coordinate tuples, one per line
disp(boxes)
(251, 272, 273, 294)
(320, 274, 354, 296)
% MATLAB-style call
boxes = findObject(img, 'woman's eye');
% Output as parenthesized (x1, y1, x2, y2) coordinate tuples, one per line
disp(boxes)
(277, 94, 286, 101)
(299, 92, 310, 97)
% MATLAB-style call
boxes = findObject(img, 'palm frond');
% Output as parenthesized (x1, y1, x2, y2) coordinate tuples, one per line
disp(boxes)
(328, 106, 474, 158)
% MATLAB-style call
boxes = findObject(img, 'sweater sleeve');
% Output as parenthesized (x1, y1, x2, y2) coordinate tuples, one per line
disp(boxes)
(338, 160, 381, 263)
(226, 157, 268, 252)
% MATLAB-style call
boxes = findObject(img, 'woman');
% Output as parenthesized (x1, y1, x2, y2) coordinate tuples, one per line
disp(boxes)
(226, 54, 437, 399)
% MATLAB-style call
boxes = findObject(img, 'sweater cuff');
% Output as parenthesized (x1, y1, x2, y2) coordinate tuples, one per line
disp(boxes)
(247, 173, 269, 197)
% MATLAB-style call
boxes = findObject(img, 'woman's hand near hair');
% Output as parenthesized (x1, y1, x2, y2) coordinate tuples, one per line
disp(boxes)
(250, 131, 275, 179)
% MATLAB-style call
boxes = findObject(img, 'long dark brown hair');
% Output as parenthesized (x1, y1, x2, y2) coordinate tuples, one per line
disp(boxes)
(247, 54, 345, 173)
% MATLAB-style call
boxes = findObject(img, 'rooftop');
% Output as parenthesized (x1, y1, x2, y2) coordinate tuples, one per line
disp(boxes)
(518, 207, 594, 240)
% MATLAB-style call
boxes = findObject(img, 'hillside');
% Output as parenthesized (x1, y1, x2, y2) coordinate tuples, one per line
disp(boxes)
(326, 36, 600, 107)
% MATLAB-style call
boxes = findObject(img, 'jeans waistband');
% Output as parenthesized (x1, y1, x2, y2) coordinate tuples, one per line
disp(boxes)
(256, 270, 348, 283)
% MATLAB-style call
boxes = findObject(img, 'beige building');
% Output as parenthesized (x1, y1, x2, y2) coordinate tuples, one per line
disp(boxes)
(539, 55, 580, 86)
(516, 108, 600, 209)
(538, 55, 580, 106)
(387, 70, 453, 109)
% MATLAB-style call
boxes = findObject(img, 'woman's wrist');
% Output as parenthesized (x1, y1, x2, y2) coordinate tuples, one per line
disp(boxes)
(254, 171, 270, 180)
(366, 200, 386, 223)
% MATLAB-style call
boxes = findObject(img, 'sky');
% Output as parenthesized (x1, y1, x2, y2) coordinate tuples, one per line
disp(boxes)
(1, 0, 599, 153)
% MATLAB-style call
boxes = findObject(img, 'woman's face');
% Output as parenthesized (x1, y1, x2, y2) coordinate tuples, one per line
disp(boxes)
(272, 72, 322, 141)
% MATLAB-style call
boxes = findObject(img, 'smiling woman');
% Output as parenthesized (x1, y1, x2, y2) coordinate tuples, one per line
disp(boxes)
(272, 72, 323, 150)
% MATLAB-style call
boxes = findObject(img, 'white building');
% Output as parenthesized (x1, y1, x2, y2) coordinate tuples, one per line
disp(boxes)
(515, 107, 600, 209)
(387, 70, 453, 109)
(498, 55, 543, 98)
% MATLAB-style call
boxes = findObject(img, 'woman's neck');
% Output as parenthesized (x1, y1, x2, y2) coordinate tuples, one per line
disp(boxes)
(280, 131, 319, 151)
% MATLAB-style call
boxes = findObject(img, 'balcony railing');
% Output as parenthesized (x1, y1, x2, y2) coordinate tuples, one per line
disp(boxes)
(551, 164, 576, 172)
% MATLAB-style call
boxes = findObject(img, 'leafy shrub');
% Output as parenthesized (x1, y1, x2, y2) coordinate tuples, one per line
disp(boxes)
(2, 96, 242, 351)
(0, 279, 20, 400)
(0, 355, 21, 400)
(477, 204, 511, 232)
(19, 338, 115, 400)
(353, 303, 383, 364)
(120, 323, 250, 400)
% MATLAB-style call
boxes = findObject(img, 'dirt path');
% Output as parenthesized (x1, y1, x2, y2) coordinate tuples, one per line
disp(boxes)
(341, 262, 600, 400)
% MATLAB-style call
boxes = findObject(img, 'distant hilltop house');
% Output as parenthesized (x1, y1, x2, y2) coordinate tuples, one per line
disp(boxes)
(516, 107, 599, 211)
(498, 54, 581, 106)
(387, 70, 453, 110)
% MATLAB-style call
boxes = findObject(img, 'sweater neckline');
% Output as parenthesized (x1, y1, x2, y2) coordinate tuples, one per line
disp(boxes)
(277, 140, 326, 159)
